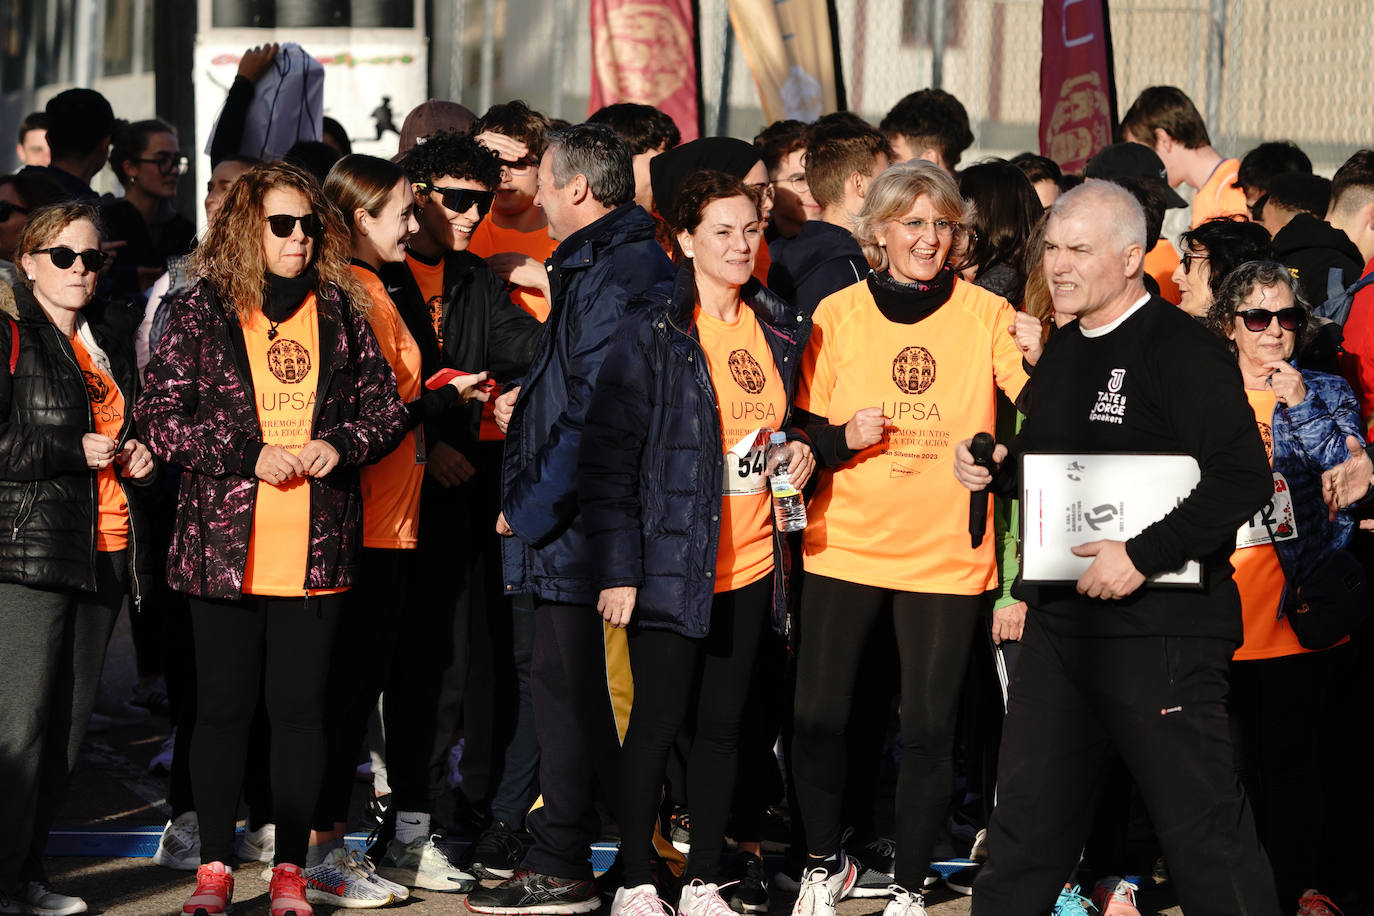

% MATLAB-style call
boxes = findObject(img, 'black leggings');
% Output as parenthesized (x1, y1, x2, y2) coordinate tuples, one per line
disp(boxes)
(619, 576, 771, 886)
(189, 594, 342, 866)
(792, 575, 979, 889)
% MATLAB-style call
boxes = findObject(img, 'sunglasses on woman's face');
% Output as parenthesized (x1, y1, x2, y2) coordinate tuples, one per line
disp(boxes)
(0, 201, 30, 222)
(426, 186, 495, 217)
(264, 213, 325, 238)
(1239, 306, 1305, 333)
(34, 246, 108, 272)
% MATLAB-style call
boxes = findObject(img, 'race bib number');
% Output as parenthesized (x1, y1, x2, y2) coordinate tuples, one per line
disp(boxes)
(1236, 472, 1298, 549)
(725, 427, 770, 497)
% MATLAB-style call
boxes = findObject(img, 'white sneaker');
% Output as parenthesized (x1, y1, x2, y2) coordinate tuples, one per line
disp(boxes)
(375, 835, 476, 892)
(338, 848, 409, 902)
(154, 811, 201, 871)
(235, 822, 275, 863)
(14, 883, 87, 916)
(881, 886, 927, 916)
(303, 847, 394, 908)
(609, 885, 669, 916)
(790, 862, 857, 916)
(677, 880, 735, 916)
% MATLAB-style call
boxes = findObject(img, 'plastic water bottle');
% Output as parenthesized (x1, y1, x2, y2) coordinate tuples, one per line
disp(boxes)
(767, 431, 807, 532)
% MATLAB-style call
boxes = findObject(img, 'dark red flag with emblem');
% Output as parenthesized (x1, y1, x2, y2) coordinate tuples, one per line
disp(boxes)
(588, 0, 702, 142)
(1040, 0, 1117, 174)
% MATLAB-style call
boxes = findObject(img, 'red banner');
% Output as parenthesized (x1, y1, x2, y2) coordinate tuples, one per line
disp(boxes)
(1040, 0, 1116, 174)
(588, 0, 701, 142)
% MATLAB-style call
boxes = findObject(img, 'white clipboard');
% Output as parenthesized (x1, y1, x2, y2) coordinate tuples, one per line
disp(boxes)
(1020, 452, 1203, 587)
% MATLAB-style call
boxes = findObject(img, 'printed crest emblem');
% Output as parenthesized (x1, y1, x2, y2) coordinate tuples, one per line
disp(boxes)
(728, 348, 767, 394)
(81, 369, 109, 404)
(892, 346, 937, 395)
(267, 339, 311, 384)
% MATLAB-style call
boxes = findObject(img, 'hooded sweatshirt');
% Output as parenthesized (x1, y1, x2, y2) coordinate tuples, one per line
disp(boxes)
(1272, 213, 1364, 309)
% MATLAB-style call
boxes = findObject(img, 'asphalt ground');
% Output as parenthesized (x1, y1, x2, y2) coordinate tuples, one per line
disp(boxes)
(45, 611, 1188, 916)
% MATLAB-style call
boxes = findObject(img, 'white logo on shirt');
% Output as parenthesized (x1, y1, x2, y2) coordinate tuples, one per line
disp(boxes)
(1089, 368, 1128, 424)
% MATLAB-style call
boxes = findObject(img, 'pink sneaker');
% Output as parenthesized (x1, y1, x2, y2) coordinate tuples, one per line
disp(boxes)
(183, 862, 234, 915)
(269, 863, 313, 916)
(1090, 877, 1140, 916)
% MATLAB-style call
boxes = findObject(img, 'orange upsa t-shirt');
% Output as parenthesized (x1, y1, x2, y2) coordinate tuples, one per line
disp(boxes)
(406, 251, 447, 351)
(353, 266, 425, 549)
(241, 293, 337, 597)
(1190, 157, 1248, 228)
(795, 279, 1028, 593)
(70, 336, 128, 552)
(696, 305, 786, 593)
(1231, 387, 1324, 660)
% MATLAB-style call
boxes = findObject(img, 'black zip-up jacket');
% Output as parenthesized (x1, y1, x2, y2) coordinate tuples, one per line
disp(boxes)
(1272, 213, 1364, 311)
(381, 249, 544, 454)
(1, 283, 156, 600)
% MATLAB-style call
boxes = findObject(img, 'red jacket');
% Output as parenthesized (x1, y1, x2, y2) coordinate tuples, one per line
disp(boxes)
(1336, 255, 1374, 431)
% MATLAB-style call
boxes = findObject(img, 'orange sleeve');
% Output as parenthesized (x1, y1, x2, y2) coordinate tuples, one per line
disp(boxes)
(795, 296, 838, 418)
(988, 294, 1029, 404)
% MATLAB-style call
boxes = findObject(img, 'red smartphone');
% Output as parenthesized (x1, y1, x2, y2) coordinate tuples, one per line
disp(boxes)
(425, 368, 498, 393)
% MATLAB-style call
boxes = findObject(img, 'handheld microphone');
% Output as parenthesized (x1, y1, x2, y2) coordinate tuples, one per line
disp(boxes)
(969, 432, 997, 549)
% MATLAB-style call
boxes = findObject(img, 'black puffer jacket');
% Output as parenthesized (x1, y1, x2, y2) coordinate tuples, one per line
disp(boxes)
(578, 267, 812, 638)
(0, 283, 154, 598)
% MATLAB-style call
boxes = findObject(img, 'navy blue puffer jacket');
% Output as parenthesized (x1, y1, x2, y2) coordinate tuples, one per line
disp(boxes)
(578, 266, 812, 638)
(500, 204, 674, 604)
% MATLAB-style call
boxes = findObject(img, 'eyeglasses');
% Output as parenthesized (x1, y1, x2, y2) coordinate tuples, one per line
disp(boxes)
(33, 246, 108, 272)
(0, 201, 30, 222)
(264, 213, 325, 238)
(135, 152, 190, 176)
(771, 174, 809, 193)
(497, 157, 539, 176)
(745, 181, 775, 203)
(1239, 306, 1306, 333)
(1181, 251, 1209, 274)
(900, 218, 959, 237)
(425, 186, 495, 217)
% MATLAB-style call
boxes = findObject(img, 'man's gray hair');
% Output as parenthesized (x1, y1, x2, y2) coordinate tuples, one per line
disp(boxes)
(1051, 179, 1148, 255)
(546, 123, 635, 209)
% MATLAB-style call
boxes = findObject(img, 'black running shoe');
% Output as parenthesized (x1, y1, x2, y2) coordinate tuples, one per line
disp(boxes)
(470, 820, 526, 880)
(724, 852, 769, 914)
(669, 808, 691, 854)
(465, 869, 601, 914)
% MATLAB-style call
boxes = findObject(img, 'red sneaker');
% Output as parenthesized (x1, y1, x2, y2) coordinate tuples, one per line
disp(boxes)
(183, 862, 234, 915)
(269, 863, 313, 916)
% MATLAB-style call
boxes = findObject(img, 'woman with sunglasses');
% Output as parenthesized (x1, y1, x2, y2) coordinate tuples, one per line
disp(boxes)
(102, 119, 195, 302)
(306, 154, 490, 898)
(788, 161, 1038, 916)
(136, 161, 408, 916)
(1, 201, 156, 916)
(1202, 260, 1359, 916)
(1172, 215, 1270, 318)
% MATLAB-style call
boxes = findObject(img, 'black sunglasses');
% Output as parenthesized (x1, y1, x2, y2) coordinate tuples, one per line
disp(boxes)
(34, 246, 108, 272)
(427, 186, 495, 217)
(1181, 251, 1209, 274)
(0, 201, 30, 222)
(1239, 306, 1306, 333)
(264, 213, 325, 238)
(135, 151, 190, 176)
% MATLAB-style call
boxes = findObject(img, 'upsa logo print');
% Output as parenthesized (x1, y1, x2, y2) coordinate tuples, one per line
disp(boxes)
(82, 369, 109, 404)
(728, 348, 767, 394)
(267, 339, 311, 384)
(1258, 421, 1273, 462)
(892, 346, 937, 395)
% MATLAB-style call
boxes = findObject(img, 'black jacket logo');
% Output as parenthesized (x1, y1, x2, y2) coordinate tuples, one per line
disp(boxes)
(892, 346, 936, 395)
(728, 349, 767, 393)
(267, 339, 311, 384)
